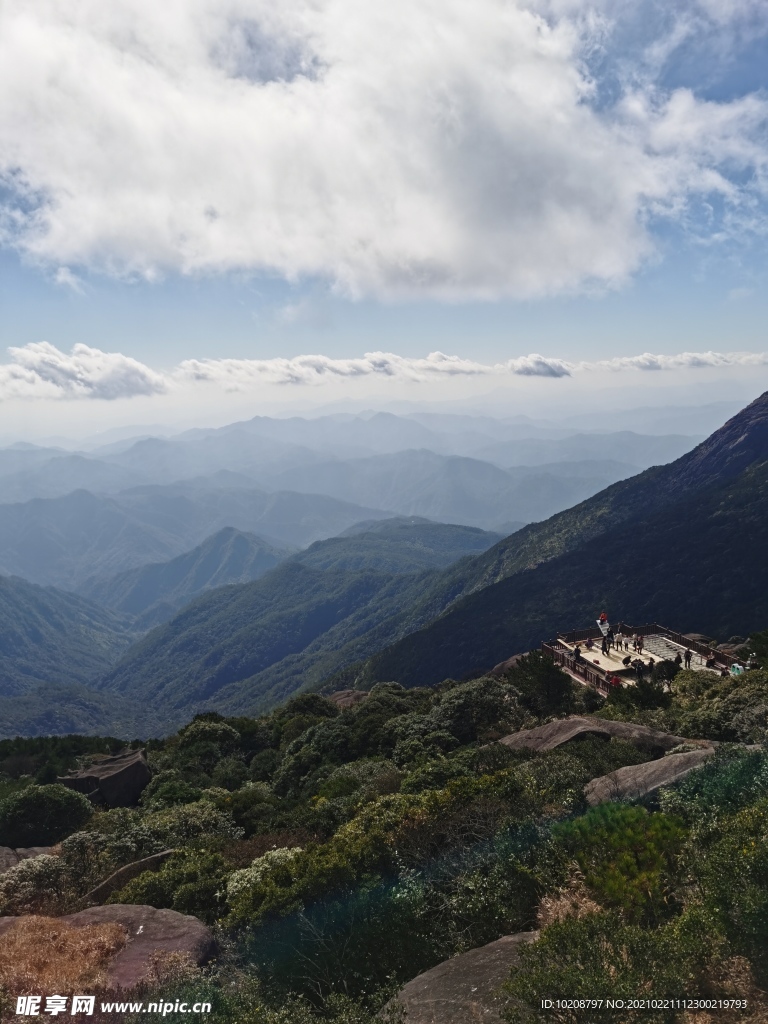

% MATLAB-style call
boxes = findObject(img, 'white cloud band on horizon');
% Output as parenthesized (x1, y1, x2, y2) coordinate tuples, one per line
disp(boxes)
(1, 343, 766, 401)
(0, 1, 766, 300)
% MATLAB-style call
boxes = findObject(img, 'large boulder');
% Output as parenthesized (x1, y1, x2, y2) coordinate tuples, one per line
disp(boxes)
(584, 748, 716, 806)
(498, 716, 697, 755)
(0, 905, 215, 990)
(388, 932, 537, 1024)
(58, 749, 151, 807)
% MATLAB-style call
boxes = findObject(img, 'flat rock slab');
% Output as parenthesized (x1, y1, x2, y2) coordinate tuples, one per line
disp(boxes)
(499, 716, 694, 755)
(389, 932, 537, 1024)
(0, 905, 215, 990)
(585, 748, 716, 806)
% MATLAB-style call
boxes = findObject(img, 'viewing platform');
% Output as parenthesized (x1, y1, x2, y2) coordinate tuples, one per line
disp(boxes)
(542, 622, 741, 696)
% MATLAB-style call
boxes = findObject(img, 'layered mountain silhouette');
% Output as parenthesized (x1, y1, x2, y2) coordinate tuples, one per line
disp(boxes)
(0, 485, 392, 589)
(93, 391, 768, 730)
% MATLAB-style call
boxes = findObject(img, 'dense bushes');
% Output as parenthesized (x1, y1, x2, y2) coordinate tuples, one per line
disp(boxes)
(4, 652, 768, 1021)
(0, 784, 93, 846)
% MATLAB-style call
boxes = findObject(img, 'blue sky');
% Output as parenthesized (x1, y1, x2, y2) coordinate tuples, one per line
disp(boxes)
(0, 0, 766, 432)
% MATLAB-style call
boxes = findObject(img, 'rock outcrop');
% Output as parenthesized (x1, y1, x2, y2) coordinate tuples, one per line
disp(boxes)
(0, 905, 215, 990)
(58, 749, 151, 807)
(0, 846, 53, 876)
(388, 932, 537, 1024)
(584, 748, 716, 806)
(498, 716, 700, 755)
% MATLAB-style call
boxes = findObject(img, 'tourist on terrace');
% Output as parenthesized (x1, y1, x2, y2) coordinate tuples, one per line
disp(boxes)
(684, 648, 692, 669)
(585, 637, 594, 651)
(637, 635, 644, 654)
(674, 652, 683, 669)
(614, 630, 623, 650)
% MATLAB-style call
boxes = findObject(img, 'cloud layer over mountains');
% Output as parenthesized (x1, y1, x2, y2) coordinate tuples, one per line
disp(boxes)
(1, 343, 766, 401)
(0, 0, 766, 298)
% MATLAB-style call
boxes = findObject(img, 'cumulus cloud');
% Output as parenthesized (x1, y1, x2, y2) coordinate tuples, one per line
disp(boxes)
(0, 1, 766, 299)
(1, 344, 766, 400)
(0, 342, 169, 400)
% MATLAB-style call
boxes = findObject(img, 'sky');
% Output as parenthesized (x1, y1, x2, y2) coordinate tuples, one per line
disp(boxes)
(0, 0, 767, 436)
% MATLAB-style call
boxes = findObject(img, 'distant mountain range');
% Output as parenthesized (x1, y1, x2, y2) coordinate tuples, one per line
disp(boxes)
(0, 411, 698, 507)
(91, 390, 768, 732)
(3, 398, 759, 738)
(0, 485, 393, 589)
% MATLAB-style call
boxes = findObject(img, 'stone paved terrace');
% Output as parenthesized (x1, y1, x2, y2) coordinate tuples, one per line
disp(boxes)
(557, 633, 714, 677)
(543, 623, 740, 691)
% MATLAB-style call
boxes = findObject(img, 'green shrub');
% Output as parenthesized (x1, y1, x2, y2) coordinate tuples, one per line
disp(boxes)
(178, 720, 242, 753)
(111, 850, 230, 924)
(504, 909, 724, 1023)
(554, 804, 686, 923)
(0, 854, 73, 915)
(0, 784, 93, 846)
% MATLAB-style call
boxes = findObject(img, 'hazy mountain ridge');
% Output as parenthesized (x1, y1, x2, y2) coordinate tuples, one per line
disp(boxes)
(0, 485, 393, 589)
(94, 392, 768, 728)
(82, 527, 293, 629)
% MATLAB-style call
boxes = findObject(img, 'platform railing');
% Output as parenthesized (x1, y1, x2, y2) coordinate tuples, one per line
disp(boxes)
(542, 640, 611, 696)
(554, 623, 739, 668)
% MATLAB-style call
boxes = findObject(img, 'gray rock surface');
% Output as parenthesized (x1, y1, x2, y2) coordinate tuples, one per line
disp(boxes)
(0, 905, 215, 990)
(0, 847, 19, 875)
(58, 749, 151, 807)
(15, 846, 53, 861)
(81, 850, 176, 906)
(498, 716, 697, 755)
(584, 748, 716, 806)
(0, 846, 52, 876)
(388, 932, 537, 1023)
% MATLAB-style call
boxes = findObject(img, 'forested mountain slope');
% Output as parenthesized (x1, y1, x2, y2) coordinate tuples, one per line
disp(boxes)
(0, 575, 133, 693)
(83, 528, 292, 628)
(357, 454, 768, 686)
(95, 521, 503, 730)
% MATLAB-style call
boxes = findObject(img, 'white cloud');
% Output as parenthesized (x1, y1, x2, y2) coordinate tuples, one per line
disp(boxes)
(0, 1, 765, 299)
(1, 343, 766, 400)
(0, 342, 169, 400)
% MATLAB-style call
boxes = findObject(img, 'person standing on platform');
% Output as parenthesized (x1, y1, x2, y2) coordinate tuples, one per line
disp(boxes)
(637, 635, 644, 655)
(614, 630, 623, 650)
(684, 648, 692, 669)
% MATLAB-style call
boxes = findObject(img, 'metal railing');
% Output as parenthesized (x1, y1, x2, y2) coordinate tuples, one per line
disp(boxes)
(553, 623, 739, 669)
(542, 641, 611, 696)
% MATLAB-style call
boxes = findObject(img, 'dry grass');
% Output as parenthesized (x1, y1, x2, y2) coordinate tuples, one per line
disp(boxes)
(0, 916, 126, 996)
(536, 867, 602, 929)
(146, 950, 200, 987)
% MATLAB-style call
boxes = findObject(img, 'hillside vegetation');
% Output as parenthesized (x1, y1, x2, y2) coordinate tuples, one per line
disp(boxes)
(1, 646, 768, 1023)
